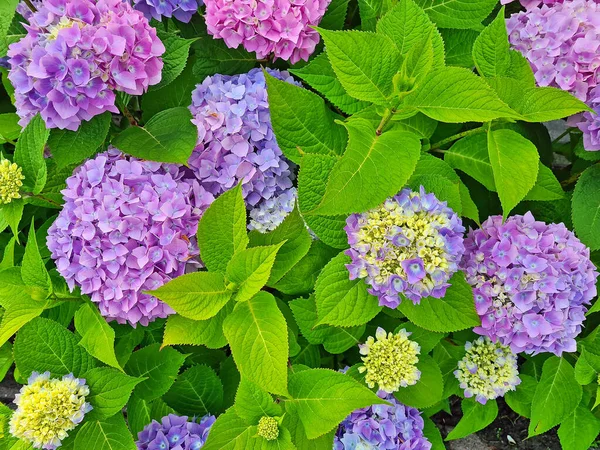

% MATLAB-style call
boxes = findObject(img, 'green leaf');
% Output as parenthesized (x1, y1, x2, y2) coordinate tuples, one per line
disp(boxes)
(223, 292, 288, 395)
(192, 37, 256, 82)
(47, 112, 111, 168)
(202, 408, 254, 450)
(407, 174, 462, 215)
(126, 395, 152, 437)
(142, 63, 197, 122)
(358, 0, 394, 31)
(112, 107, 196, 164)
(472, 9, 511, 78)
(282, 404, 336, 450)
(226, 244, 283, 302)
(524, 163, 564, 201)
(124, 343, 187, 401)
(311, 119, 421, 216)
(404, 67, 517, 122)
(505, 374, 537, 419)
(0, 341, 13, 382)
(529, 356, 582, 437)
(572, 164, 600, 251)
(445, 398, 498, 440)
(459, 183, 479, 223)
(319, 0, 351, 30)
(235, 379, 281, 425)
(1, 198, 24, 238)
(0, 113, 21, 144)
(315, 252, 381, 327)
(487, 129, 539, 219)
(297, 154, 347, 249)
(163, 364, 224, 417)
(14, 114, 49, 194)
(416, 0, 497, 29)
(558, 405, 600, 450)
(198, 183, 248, 273)
(0, 279, 48, 347)
(317, 29, 401, 105)
(440, 29, 478, 68)
(290, 53, 370, 115)
(394, 355, 444, 409)
(74, 414, 136, 450)
(21, 220, 51, 291)
(0, 0, 19, 57)
(400, 322, 446, 354)
(264, 71, 347, 164)
(163, 302, 233, 350)
(288, 368, 384, 439)
(153, 32, 195, 90)
(423, 417, 445, 450)
(398, 272, 480, 332)
(13, 317, 96, 378)
(149, 272, 232, 320)
(85, 367, 144, 419)
(74, 303, 121, 370)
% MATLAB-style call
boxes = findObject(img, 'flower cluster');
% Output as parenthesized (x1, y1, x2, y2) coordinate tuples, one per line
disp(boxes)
(248, 187, 296, 233)
(9, 372, 92, 449)
(257, 416, 279, 441)
(8, 0, 165, 130)
(359, 327, 421, 393)
(136, 414, 215, 449)
(204, 0, 331, 64)
(47, 148, 215, 326)
(502, 0, 600, 8)
(188, 68, 295, 231)
(570, 85, 600, 150)
(507, 0, 600, 150)
(0, 159, 25, 204)
(132, 0, 203, 23)
(454, 337, 521, 405)
(345, 186, 465, 308)
(334, 391, 431, 450)
(462, 212, 598, 355)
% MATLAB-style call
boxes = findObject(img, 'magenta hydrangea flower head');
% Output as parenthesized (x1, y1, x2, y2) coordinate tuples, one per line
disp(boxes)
(132, 0, 203, 23)
(136, 414, 216, 450)
(47, 147, 215, 326)
(344, 186, 465, 308)
(334, 391, 431, 450)
(462, 212, 598, 356)
(8, 0, 165, 131)
(188, 68, 295, 232)
(204, 0, 331, 64)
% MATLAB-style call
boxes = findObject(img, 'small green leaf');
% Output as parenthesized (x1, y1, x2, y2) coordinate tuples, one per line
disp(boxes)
(74, 302, 121, 370)
(153, 32, 195, 90)
(163, 303, 233, 350)
(14, 114, 49, 194)
(504, 374, 537, 419)
(124, 344, 187, 401)
(163, 364, 224, 417)
(234, 379, 281, 425)
(558, 405, 600, 450)
(223, 292, 289, 395)
(226, 244, 283, 302)
(0, 0, 19, 56)
(445, 398, 498, 440)
(149, 272, 232, 321)
(74, 414, 136, 450)
(400, 322, 446, 354)
(394, 355, 443, 409)
(21, 220, 51, 292)
(198, 183, 248, 273)
(85, 367, 144, 419)
(112, 107, 197, 164)
(472, 9, 511, 78)
(572, 164, 600, 251)
(1, 198, 24, 238)
(524, 163, 564, 201)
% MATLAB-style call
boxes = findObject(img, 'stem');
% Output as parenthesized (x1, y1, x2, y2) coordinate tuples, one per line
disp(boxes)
(120, 104, 137, 127)
(23, 0, 37, 12)
(552, 128, 571, 145)
(376, 109, 394, 136)
(429, 126, 487, 151)
(561, 171, 583, 187)
(4, 138, 16, 146)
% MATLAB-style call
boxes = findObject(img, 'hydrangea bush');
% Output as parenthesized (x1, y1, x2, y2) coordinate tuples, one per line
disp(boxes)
(1, 0, 600, 449)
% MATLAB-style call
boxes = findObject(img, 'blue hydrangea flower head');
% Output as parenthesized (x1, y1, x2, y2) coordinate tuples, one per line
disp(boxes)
(136, 414, 216, 450)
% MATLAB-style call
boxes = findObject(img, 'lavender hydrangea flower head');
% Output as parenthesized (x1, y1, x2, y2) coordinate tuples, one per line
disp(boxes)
(8, 0, 165, 130)
(345, 186, 465, 308)
(47, 147, 215, 326)
(132, 0, 203, 23)
(248, 187, 297, 233)
(204, 0, 331, 64)
(501, 0, 600, 8)
(10, 372, 92, 449)
(136, 414, 216, 450)
(334, 391, 431, 450)
(462, 212, 598, 356)
(188, 68, 295, 231)
(454, 337, 521, 405)
(569, 85, 600, 150)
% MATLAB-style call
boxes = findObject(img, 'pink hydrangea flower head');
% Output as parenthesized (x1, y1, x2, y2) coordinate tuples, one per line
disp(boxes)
(47, 148, 215, 326)
(462, 212, 598, 356)
(132, 0, 203, 23)
(188, 68, 296, 231)
(204, 0, 331, 64)
(8, 0, 165, 131)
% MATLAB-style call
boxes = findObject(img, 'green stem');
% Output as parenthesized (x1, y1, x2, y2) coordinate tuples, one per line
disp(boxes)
(120, 104, 137, 127)
(429, 126, 487, 151)
(561, 171, 583, 187)
(23, 0, 37, 12)
(552, 128, 571, 145)
(376, 109, 394, 136)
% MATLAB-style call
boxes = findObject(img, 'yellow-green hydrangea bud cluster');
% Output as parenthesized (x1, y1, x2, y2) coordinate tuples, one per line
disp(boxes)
(454, 337, 521, 405)
(257, 416, 279, 441)
(9, 372, 92, 449)
(358, 327, 421, 393)
(0, 159, 24, 204)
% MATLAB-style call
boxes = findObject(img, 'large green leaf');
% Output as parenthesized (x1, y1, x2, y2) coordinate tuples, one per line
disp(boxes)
(558, 405, 600, 450)
(226, 244, 283, 302)
(504, 374, 537, 419)
(0, 0, 19, 56)
(311, 119, 421, 216)
(163, 364, 224, 417)
(152, 31, 195, 90)
(445, 398, 498, 440)
(394, 355, 443, 409)
(234, 379, 282, 425)
(282, 403, 336, 450)
(472, 9, 510, 78)
(440, 29, 478, 68)
(163, 302, 233, 349)
(21, 220, 51, 292)
(74, 414, 136, 450)
(85, 367, 144, 419)
(74, 302, 121, 370)
(524, 163, 564, 201)
(223, 292, 289, 395)
(14, 114, 49, 194)
(572, 164, 600, 250)
(415, 0, 497, 29)
(202, 408, 254, 450)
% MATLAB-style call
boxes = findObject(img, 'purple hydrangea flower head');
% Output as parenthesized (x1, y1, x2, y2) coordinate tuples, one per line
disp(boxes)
(248, 187, 296, 233)
(462, 212, 598, 356)
(204, 0, 331, 64)
(454, 337, 521, 405)
(502, 0, 600, 8)
(47, 147, 215, 326)
(569, 85, 600, 150)
(132, 0, 203, 23)
(188, 68, 295, 231)
(8, 0, 165, 131)
(334, 391, 431, 450)
(136, 414, 216, 450)
(344, 186, 466, 308)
